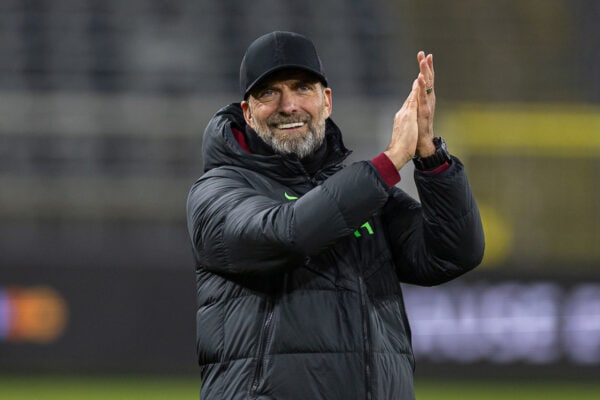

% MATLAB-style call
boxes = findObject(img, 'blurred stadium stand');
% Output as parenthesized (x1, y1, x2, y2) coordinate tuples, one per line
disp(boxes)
(0, 0, 401, 95)
(0, 0, 403, 272)
(0, 0, 599, 377)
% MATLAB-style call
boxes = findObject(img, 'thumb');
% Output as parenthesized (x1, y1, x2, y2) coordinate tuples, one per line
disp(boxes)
(407, 78, 419, 110)
(401, 78, 419, 109)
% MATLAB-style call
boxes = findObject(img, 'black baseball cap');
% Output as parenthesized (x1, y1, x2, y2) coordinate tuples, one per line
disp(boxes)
(239, 31, 328, 99)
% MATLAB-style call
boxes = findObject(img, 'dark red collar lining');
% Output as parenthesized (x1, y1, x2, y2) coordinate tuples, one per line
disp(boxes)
(231, 127, 251, 153)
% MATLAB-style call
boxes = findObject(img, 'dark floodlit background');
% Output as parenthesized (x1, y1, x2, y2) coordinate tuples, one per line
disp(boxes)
(1, 0, 599, 398)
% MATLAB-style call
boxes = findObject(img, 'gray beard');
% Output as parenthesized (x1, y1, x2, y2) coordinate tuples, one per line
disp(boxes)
(251, 113, 327, 159)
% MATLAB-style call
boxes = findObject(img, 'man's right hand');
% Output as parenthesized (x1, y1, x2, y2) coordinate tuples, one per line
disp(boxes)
(383, 78, 420, 170)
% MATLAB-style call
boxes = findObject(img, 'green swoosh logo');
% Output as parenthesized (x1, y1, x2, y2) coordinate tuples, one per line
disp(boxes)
(284, 192, 299, 201)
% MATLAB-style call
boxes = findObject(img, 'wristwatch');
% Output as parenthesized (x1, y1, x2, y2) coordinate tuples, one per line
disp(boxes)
(413, 137, 452, 170)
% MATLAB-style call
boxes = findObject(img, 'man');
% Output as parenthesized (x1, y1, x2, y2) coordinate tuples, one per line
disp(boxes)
(187, 31, 484, 400)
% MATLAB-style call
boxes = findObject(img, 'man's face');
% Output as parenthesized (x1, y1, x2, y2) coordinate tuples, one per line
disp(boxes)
(241, 70, 332, 158)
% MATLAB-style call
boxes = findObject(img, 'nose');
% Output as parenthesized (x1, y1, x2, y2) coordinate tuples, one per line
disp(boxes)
(278, 87, 298, 114)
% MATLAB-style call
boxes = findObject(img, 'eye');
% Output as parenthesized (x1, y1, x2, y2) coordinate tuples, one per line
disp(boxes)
(257, 88, 275, 99)
(297, 83, 311, 92)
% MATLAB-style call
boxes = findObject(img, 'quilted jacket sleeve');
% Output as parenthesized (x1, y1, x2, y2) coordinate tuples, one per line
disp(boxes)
(384, 157, 485, 286)
(187, 161, 391, 275)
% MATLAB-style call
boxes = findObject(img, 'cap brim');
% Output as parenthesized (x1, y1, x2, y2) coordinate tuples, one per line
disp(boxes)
(243, 65, 328, 99)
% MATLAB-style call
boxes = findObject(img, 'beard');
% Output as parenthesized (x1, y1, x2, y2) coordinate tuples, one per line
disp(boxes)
(250, 108, 327, 159)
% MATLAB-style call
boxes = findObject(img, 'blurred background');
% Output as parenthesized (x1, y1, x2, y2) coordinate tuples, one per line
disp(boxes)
(1, 0, 599, 398)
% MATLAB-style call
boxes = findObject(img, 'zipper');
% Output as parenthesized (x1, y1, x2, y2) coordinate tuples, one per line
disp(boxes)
(358, 275, 373, 400)
(250, 297, 275, 396)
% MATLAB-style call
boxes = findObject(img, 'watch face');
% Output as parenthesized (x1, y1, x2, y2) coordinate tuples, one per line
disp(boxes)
(434, 136, 447, 150)
(436, 137, 451, 158)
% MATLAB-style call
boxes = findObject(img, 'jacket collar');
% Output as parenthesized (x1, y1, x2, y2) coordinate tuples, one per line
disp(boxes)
(202, 103, 351, 182)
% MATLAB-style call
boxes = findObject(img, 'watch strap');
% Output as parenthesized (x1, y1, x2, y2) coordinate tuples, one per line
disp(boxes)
(413, 137, 452, 171)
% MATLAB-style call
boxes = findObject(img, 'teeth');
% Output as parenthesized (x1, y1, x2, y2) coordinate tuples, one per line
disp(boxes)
(277, 122, 304, 129)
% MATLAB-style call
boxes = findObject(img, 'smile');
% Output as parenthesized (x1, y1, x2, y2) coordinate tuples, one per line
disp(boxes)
(276, 122, 305, 129)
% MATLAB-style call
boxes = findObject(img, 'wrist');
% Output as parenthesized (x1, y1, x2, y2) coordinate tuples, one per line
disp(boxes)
(415, 137, 436, 157)
(383, 148, 413, 170)
(413, 137, 452, 171)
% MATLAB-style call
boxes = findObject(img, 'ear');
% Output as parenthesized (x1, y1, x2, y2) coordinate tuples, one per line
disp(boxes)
(241, 100, 254, 128)
(323, 87, 333, 119)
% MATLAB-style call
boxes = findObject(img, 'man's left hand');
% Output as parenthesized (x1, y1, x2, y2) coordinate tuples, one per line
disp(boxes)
(415, 51, 436, 157)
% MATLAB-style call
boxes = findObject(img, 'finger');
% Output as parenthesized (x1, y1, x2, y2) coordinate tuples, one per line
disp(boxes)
(427, 53, 434, 74)
(420, 58, 433, 87)
(417, 51, 425, 64)
(427, 54, 435, 83)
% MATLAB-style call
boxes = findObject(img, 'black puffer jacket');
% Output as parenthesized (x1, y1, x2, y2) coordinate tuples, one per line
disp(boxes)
(187, 103, 484, 400)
